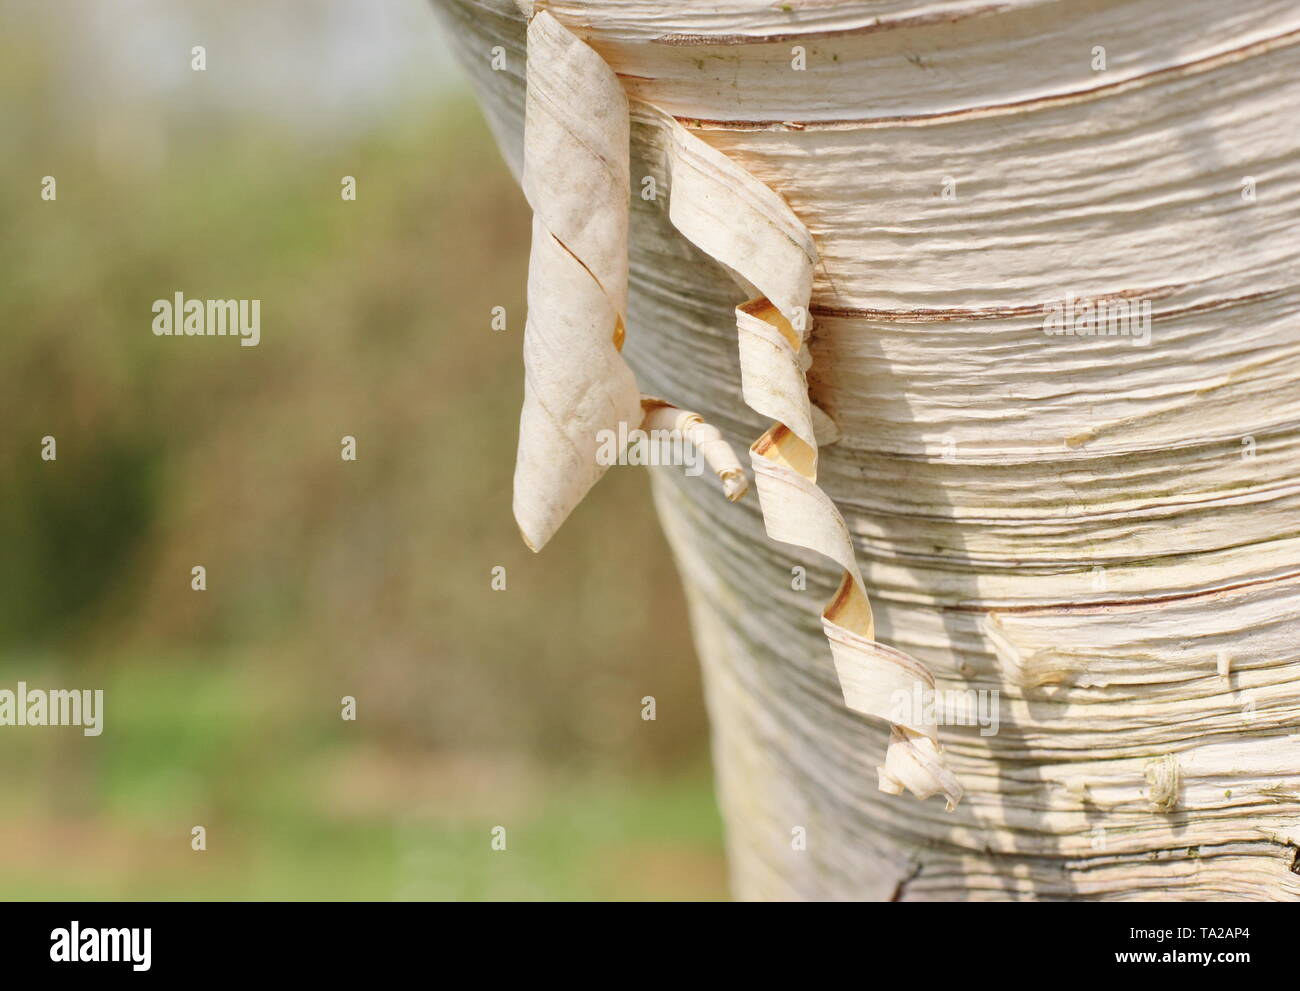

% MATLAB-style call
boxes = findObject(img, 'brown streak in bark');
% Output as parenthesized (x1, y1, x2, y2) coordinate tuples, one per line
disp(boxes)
(962, 569, 1300, 615)
(810, 288, 1285, 323)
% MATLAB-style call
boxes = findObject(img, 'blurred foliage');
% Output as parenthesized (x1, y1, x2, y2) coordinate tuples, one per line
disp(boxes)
(0, 7, 724, 900)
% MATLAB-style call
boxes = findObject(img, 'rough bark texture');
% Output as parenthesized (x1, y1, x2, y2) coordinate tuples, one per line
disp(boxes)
(434, 0, 1300, 899)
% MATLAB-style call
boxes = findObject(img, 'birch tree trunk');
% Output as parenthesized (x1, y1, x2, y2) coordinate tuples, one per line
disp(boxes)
(433, 0, 1300, 900)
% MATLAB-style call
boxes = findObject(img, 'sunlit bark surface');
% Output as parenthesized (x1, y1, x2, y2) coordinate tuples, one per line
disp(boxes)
(434, 0, 1300, 900)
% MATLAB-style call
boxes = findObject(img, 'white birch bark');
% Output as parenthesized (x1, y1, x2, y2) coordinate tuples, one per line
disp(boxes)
(433, 0, 1300, 900)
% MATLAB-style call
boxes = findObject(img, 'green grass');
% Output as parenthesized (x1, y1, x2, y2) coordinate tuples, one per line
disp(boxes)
(0, 654, 727, 901)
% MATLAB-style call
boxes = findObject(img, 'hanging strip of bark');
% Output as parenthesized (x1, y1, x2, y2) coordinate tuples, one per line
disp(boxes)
(514, 11, 745, 551)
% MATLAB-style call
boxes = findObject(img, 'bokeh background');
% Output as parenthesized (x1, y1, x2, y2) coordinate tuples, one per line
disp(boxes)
(0, 0, 725, 900)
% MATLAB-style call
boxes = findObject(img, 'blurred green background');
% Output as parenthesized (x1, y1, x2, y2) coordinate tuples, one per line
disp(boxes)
(0, 0, 725, 900)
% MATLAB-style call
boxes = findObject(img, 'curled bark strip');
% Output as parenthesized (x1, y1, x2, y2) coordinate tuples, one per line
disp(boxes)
(515, 12, 746, 551)
(515, 12, 641, 551)
(641, 399, 748, 502)
(660, 115, 963, 809)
